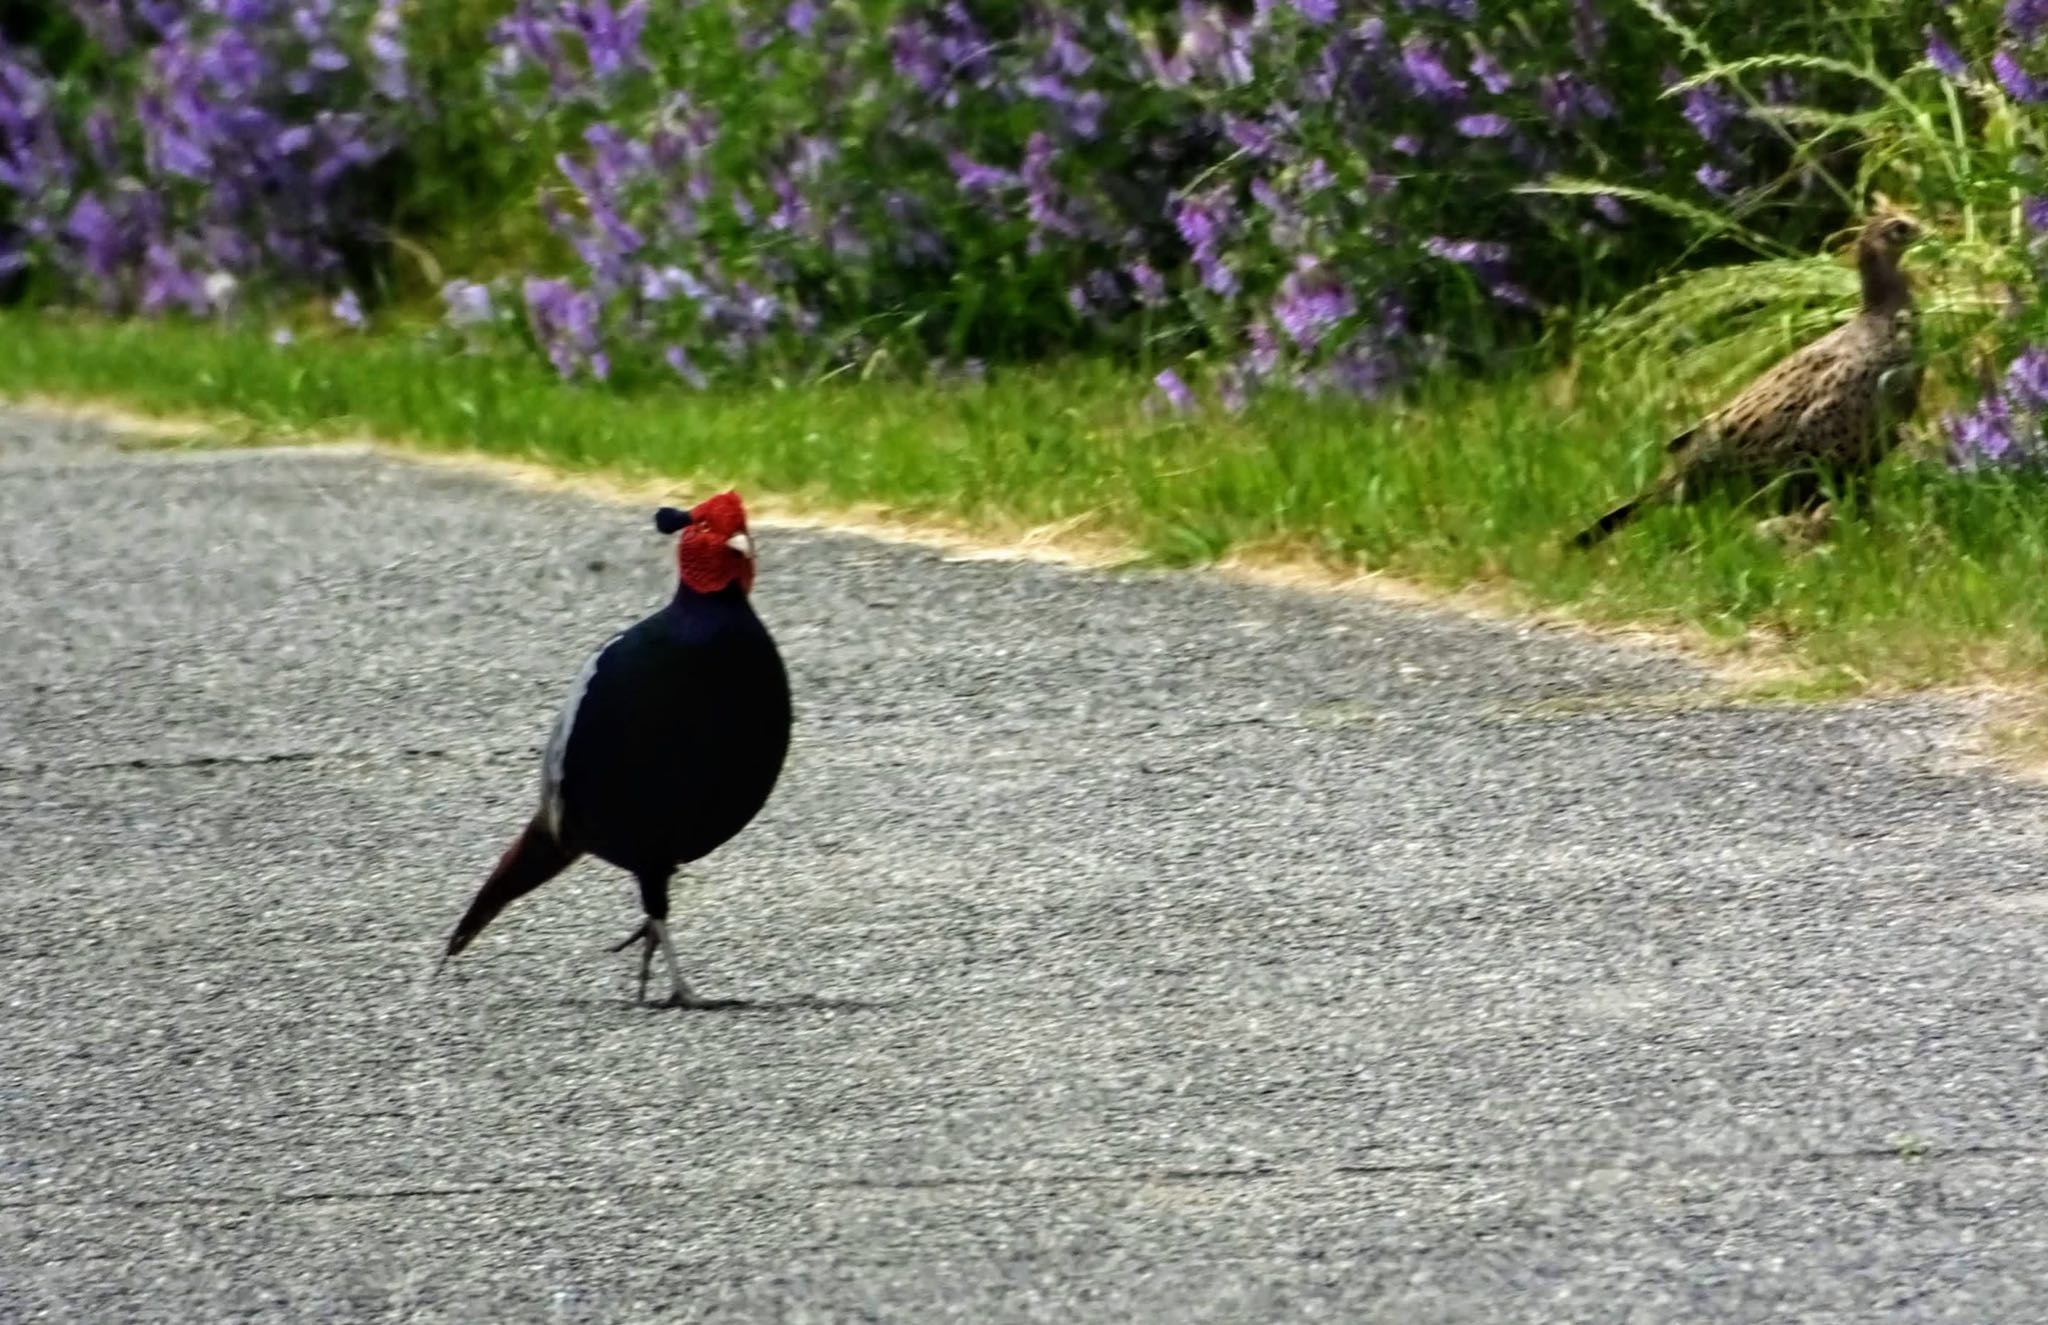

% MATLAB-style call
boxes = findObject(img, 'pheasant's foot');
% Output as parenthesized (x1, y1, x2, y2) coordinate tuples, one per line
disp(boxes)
(646, 918, 694, 1007)
(607, 921, 659, 1003)
(1753, 501, 1834, 550)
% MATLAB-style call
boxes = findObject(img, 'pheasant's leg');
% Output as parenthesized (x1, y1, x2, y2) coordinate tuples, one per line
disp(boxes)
(607, 920, 656, 1002)
(1776, 470, 1824, 515)
(1834, 474, 1875, 521)
(647, 918, 694, 1008)
(636, 929, 657, 1002)
(635, 869, 695, 1008)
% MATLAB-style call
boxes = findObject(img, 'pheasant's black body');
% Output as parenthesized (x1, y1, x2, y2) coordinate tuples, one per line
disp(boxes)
(443, 493, 790, 1006)
(552, 584, 790, 878)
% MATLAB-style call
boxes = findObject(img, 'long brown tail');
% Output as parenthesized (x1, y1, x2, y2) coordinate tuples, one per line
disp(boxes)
(443, 817, 581, 959)
(1568, 494, 1646, 549)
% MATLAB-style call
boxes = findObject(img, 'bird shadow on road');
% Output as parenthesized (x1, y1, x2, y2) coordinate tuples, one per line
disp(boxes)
(547, 992, 891, 1015)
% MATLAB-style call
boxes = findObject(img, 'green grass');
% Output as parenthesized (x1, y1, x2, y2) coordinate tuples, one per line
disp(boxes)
(7, 310, 2048, 690)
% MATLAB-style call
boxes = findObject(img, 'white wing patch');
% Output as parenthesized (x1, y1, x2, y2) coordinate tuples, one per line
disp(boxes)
(540, 633, 618, 839)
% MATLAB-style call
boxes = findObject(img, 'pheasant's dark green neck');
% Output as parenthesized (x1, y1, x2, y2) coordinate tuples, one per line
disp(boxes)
(1857, 239, 1911, 317)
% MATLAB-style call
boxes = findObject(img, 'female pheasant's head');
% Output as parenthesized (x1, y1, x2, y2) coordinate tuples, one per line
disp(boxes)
(1862, 209, 1923, 262)
(1856, 199, 1924, 314)
(654, 491, 756, 595)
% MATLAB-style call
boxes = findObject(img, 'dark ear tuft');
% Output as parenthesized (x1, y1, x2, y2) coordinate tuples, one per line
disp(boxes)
(654, 506, 692, 535)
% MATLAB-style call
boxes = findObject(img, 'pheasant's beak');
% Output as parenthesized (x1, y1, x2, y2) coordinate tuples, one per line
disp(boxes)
(727, 532, 755, 560)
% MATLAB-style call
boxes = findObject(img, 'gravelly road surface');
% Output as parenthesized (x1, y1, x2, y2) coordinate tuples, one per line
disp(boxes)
(4, 406, 2047, 1323)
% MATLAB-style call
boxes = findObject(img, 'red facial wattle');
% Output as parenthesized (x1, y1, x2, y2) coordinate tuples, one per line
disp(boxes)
(674, 490, 755, 594)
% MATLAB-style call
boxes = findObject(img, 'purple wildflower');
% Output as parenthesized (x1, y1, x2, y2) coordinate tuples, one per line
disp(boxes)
(1225, 116, 1283, 158)
(1198, 254, 1239, 297)
(1021, 132, 1079, 237)
(1045, 20, 1093, 77)
(1424, 237, 1511, 266)
(583, 123, 649, 189)
(2025, 196, 2048, 234)
(1273, 258, 1355, 349)
(1679, 80, 1743, 145)
(1174, 7, 1254, 87)
(1994, 48, 2048, 100)
(1470, 46, 1513, 95)
(890, 18, 948, 96)
(368, 0, 408, 99)
(1022, 75, 1107, 138)
(1541, 73, 1614, 124)
(1173, 192, 1231, 259)
(1322, 345, 1397, 400)
(1399, 40, 1466, 102)
(640, 265, 704, 302)
(1947, 397, 2020, 468)
(2010, 0, 2048, 43)
(331, 289, 366, 329)
(1129, 261, 1168, 307)
(1926, 28, 1969, 79)
(1695, 162, 1739, 195)
(63, 195, 123, 281)
(1942, 349, 2048, 472)
(524, 276, 602, 379)
(1488, 280, 1539, 310)
(1153, 368, 1194, 413)
(441, 280, 495, 328)
(1402, 0, 1476, 17)
(1250, 178, 1303, 247)
(1455, 113, 1513, 139)
(1291, 0, 1337, 23)
(664, 344, 708, 388)
(949, 151, 1016, 193)
(2006, 345, 2048, 410)
(140, 244, 205, 315)
(1245, 321, 1281, 379)
(576, 0, 649, 79)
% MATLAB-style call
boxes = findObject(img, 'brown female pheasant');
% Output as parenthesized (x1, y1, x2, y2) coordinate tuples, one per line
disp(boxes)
(1570, 209, 1925, 548)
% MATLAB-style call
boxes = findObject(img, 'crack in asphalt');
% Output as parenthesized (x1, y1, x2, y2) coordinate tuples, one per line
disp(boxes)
(6, 1143, 2040, 1216)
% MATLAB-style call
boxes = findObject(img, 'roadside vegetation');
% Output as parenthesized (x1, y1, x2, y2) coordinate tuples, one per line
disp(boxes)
(4, 1, 2048, 687)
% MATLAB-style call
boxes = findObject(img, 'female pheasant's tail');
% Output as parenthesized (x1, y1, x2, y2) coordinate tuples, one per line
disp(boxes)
(1571, 426, 1702, 550)
(441, 817, 581, 963)
(1568, 493, 1647, 549)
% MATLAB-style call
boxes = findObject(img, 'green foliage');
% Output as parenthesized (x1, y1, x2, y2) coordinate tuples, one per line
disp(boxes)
(14, 311, 2048, 687)
(7, 0, 2012, 390)
(1557, 0, 2039, 417)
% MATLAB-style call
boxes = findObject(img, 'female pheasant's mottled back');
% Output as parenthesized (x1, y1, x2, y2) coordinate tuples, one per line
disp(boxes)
(1570, 208, 1926, 549)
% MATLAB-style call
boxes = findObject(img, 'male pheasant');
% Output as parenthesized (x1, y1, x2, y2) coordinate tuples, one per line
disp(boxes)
(441, 492, 792, 1007)
(1570, 209, 1925, 548)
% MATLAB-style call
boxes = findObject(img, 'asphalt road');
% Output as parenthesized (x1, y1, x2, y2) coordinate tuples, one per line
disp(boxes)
(4, 407, 2047, 1322)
